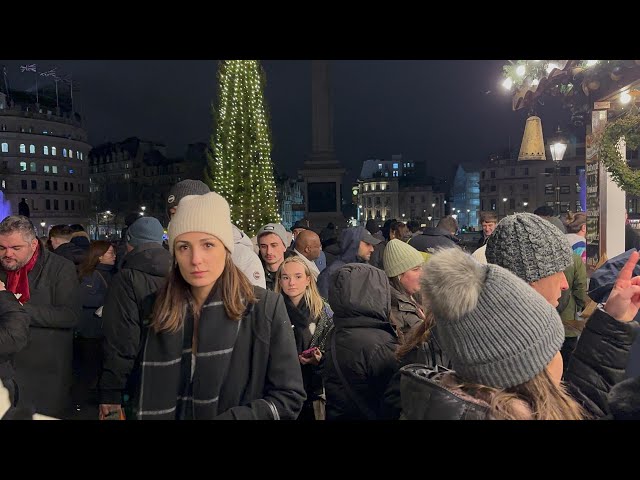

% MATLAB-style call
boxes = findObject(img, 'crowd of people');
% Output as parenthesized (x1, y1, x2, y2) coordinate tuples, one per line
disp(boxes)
(1, 179, 639, 420)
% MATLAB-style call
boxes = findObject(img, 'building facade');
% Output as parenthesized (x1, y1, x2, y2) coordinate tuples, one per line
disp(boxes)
(451, 163, 481, 228)
(275, 174, 305, 230)
(356, 156, 445, 227)
(0, 91, 91, 231)
(479, 142, 587, 220)
(89, 138, 207, 236)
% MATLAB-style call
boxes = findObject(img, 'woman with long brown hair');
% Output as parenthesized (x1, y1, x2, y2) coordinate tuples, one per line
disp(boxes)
(74, 240, 116, 407)
(99, 192, 305, 420)
(275, 255, 334, 420)
(400, 247, 640, 420)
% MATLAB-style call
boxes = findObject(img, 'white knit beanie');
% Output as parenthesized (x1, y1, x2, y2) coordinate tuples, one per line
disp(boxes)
(168, 192, 234, 255)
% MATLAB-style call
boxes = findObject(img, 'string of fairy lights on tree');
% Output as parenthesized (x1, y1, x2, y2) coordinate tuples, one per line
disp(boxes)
(205, 60, 280, 237)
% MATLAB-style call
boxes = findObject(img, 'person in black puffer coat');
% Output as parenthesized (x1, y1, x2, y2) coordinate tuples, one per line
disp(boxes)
(320, 263, 398, 420)
(98, 217, 172, 418)
(408, 215, 459, 255)
(49, 224, 87, 270)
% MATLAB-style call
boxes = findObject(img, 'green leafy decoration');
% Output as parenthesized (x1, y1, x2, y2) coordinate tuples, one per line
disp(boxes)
(595, 108, 640, 196)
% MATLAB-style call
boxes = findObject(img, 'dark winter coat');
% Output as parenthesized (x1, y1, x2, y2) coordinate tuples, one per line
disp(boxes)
(0, 290, 30, 401)
(136, 286, 305, 420)
(78, 264, 113, 339)
(389, 286, 423, 336)
(317, 227, 370, 299)
(53, 241, 87, 268)
(384, 325, 451, 419)
(399, 308, 637, 420)
(1, 245, 81, 417)
(98, 243, 172, 405)
(587, 249, 640, 378)
(320, 263, 398, 420)
(408, 227, 459, 254)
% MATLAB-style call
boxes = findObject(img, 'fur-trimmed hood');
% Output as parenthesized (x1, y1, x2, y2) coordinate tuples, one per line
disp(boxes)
(607, 377, 640, 420)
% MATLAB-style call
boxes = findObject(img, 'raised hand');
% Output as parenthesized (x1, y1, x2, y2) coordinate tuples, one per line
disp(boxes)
(604, 251, 640, 322)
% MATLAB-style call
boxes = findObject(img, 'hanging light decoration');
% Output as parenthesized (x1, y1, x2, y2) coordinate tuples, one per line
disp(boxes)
(518, 114, 546, 161)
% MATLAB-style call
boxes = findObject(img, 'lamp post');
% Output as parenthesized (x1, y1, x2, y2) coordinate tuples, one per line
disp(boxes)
(549, 126, 568, 216)
(431, 203, 436, 221)
(427, 215, 433, 226)
(503, 197, 508, 218)
(140, 205, 146, 216)
(466, 209, 470, 226)
(40, 221, 46, 237)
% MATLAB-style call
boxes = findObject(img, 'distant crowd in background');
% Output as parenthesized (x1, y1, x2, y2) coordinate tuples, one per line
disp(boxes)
(1, 179, 639, 420)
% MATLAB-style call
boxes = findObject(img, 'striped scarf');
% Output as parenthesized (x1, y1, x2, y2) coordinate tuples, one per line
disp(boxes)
(137, 288, 242, 420)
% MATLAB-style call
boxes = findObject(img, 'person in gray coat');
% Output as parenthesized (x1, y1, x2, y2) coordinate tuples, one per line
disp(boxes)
(0, 215, 80, 418)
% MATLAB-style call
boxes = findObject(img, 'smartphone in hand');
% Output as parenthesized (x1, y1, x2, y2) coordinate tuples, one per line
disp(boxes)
(300, 347, 319, 359)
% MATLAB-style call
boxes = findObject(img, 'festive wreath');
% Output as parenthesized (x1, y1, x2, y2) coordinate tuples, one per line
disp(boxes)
(596, 108, 640, 196)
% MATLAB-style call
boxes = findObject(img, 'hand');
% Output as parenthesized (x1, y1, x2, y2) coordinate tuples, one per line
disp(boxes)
(299, 349, 322, 366)
(0, 281, 5, 292)
(603, 250, 640, 322)
(99, 404, 124, 420)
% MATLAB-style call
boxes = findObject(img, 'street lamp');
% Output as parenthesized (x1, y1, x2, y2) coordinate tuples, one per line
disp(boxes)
(523, 201, 529, 210)
(503, 197, 508, 217)
(549, 126, 568, 216)
(40, 221, 46, 236)
(140, 205, 146, 216)
(427, 215, 433, 226)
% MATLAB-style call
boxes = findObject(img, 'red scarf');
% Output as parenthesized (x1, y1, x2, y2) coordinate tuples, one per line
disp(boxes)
(5, 242, 40, 303)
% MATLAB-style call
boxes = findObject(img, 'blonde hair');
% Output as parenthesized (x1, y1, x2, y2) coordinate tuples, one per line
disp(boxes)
(275, 256, 323, 321)
(151, 250, 256, 334)
(443, 369, 588, 420)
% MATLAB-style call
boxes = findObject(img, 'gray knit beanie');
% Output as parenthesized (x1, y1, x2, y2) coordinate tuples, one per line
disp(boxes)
(485, 212, 573, 283)
(421, 247, 564, 389)
(127, 216, 165, 248)
(167, 179, 210, 215)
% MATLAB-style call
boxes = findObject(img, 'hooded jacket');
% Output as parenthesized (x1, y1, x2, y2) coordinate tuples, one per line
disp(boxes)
(98, 243, 172, 405)
(232, 225, 266, 289)
(316, 227, 370, 299)
(408, 227, 459, 254)
(320, 263, 398, 420)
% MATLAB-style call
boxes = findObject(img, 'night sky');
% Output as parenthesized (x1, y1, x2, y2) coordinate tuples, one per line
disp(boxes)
(1, 60, 568, 185)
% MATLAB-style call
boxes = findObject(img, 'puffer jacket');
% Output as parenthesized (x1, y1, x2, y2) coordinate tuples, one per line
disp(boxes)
(77, 264, 113, 339)
(320, 263, 398, 420)
(317, 227, 370, 299)
(53, 241, 87, 268)
(98, 243, 172, 405)
(232, 225, 266, 289)
(587, 249, 640, 378)
(400, 308, 637, 419)
(408, 227, 459, 254)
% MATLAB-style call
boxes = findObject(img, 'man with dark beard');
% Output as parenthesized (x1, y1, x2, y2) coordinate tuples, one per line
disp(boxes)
(0, 215, 80, 417)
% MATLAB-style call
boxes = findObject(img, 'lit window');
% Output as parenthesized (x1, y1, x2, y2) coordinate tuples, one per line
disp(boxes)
(29, 144, 35, 154)
(30, 162, 36, 172)
(378, 164, 382, 170)
(44, 165, 50, 173)
(63, 148, 67, 157)
(20, 161, 27, 171)
(69, 149, 73, 158)
(52, 146, 57, 155)
(1, 180, 4, 188)
(52, 166, 58, 174)
(1, 142, 7, 152)
(44, 145, 49, 155)
(393, 163, 399, 169)
(20, 144, 26, 153)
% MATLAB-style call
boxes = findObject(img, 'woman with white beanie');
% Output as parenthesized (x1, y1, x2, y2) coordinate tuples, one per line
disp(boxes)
(100, 192, 305, 420)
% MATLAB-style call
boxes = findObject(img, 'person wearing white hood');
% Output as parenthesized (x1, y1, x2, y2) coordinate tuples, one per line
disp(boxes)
(167, 180, 266, 289)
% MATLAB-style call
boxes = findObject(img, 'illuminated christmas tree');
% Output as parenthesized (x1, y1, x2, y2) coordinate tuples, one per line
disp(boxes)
(205, 60, 280, 237)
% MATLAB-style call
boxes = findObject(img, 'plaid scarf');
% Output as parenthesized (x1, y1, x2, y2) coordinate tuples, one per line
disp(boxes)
(137, 288, 242, 420)
(5, 242, 40, 303)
